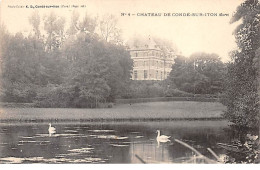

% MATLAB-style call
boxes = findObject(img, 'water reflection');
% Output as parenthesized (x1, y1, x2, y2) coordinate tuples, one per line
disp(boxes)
(0, 120, 233, 163)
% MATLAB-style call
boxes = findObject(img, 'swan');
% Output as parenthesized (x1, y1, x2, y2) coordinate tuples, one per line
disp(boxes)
(48, 123, 56, 136)
(156, 130, 170, 141)
(156, 130, 170, 148)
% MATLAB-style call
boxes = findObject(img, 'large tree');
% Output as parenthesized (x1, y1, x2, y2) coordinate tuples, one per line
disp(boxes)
(222, 0, 260, 128)
(99, 14, 122, 45)
(0, 33, 48, 102)
(167, 53, 225, 95)
(1, 11, 133, 107)
(43, 12, 66, 51)
(29, 10, 41, 39)
(35, 26, 132, 107)
(0, 25, 11, 100)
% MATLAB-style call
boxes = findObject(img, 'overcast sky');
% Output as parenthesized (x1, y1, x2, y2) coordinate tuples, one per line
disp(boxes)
(0, 0, 244, 62)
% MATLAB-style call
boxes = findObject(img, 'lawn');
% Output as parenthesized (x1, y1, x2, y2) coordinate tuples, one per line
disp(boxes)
(0, 101, 226, 122)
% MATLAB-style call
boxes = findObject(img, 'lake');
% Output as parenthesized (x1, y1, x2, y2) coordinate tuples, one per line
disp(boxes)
(0, 120, 234, 164)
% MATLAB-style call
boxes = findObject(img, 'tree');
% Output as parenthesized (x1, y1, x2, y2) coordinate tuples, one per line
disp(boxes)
(29, 10, 41, 39)
(167, 53, 225, 95)
(36, 27, 133, 107)
(104, 44, 133, 100)
(189, 52, 226, 93)
(67, 11, 80, 36)
(1, 33, 47, 102)
(69, 12, 97, 42)
(0, 25, 11, 100)
(1, 11, 133, 107)
(99, 14, 122, 45)
(222, 0, 260, 128)
(43, 12, 66, 51)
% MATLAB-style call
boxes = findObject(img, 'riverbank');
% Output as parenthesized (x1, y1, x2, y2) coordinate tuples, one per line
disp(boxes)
(0, 97, 220, 108)
(0, 102, 35, 108)
(115, 96, 219, 104)
(0, 101, 226, 122)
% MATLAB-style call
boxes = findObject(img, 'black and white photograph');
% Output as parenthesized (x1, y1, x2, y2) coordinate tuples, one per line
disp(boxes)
(0, 0, 259, 165)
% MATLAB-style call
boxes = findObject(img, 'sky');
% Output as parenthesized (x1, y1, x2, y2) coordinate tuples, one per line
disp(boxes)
(0, 0, 244, 62)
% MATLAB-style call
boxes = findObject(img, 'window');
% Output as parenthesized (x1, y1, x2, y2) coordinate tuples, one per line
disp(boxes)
(136, 53, 138, 57)
(144, 70, 148, 79)
(161, 71, 163, 80)
(134, 70, 138, 79)
(156, 71, 158, 79)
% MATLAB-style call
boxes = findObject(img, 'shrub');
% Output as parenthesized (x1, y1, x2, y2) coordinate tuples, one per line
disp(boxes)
(165, 88, 193, 97)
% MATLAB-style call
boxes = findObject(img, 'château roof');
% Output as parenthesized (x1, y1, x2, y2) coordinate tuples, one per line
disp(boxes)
(126, 36, 161, 51)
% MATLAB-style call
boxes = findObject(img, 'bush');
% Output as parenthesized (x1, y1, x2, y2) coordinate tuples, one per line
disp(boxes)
(165, 88, 193, 97)
(34, 84, 74, 108)
(127, 80, 165, 98)
(34, 84, 113, 108)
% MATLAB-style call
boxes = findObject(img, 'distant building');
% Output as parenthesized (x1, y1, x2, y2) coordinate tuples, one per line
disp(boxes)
(127, 37, 176, 80)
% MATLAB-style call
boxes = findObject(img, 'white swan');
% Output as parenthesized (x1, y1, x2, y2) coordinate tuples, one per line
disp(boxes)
(48, 123, 56, 136)
(156, 130, 170, 147)
(156, 130, 171, 141)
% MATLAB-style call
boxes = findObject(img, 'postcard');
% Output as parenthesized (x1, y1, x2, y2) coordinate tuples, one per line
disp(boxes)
(0, 0, 259, 165)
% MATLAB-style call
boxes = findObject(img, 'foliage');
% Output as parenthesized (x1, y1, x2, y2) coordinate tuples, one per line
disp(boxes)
(34, 84, 75, 108)
(167, 53, 226, 94)
(119, 79, 195, 99)
(34, 83, 109, 108)
(0, 12, 133, 107)
(222, 134, 259, 163)
(28, 10, 41, 38)
(125, 81, 165, 98)
(0, 25, 11, 100)
(43, 12, 66, 51)
(164, 88, 193, 97)
(62, 34, 132, 101)
(99, 14, 123, 44)
(222, 0, 260, 128)
(1, 33, 47, 102)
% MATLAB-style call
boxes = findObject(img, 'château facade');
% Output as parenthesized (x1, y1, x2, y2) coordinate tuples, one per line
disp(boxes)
(127, 37, 176, 80)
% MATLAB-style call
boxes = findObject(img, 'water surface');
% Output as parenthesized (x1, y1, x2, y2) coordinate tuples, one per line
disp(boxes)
(0, 120, 232, 163)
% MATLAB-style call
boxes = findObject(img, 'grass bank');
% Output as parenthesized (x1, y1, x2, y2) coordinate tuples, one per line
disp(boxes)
(115, 97, 219, 104)
(0, 102, 35, 108)
(0, 101, 226, 122)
